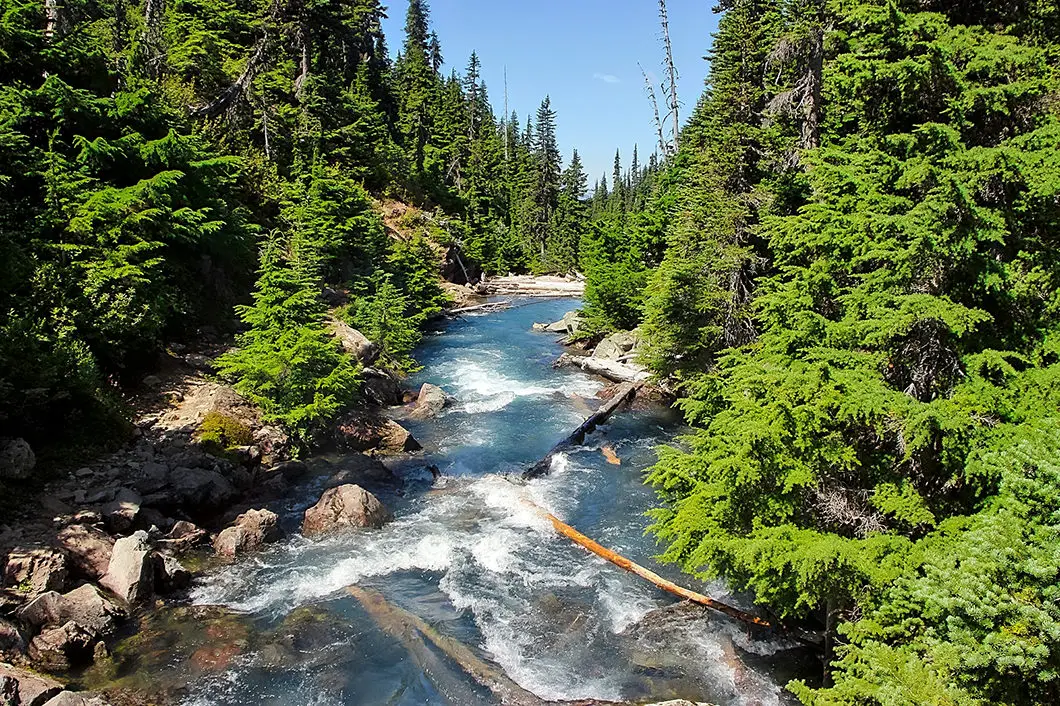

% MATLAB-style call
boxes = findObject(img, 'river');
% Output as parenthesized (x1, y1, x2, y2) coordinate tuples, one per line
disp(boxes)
(101, 298, 808, 706)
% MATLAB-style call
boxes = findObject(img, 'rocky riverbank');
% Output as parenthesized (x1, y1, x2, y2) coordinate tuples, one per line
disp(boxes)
(0, 333, 455, 705)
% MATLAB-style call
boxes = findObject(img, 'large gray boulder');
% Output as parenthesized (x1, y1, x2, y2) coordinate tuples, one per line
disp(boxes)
(0, 663, 63, 706)
(537, 310, 583, 335)
(99, 531, 153, 604)
(326, 320, 380, 366)
(592, 330, 638, 361)
(408, 384, 452, 420)
(3, 548, 68, 598)
(56, 526, 114, 582)
(100, 488, 141, 534)
(302, 485, 391, 537)
(213, 509, 282, 558)
(0, 439, 35, 480)
(19, 585, 124, 637)
(165, 467, 236, 510)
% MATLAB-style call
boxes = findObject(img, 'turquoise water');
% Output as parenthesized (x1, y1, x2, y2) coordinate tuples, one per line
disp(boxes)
(176, 298, 804, 706)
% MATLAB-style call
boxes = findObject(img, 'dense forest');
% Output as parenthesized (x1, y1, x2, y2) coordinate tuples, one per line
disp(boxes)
(580, 0, 1060, 704)
(0, 0, 599, 452)
(3, 0, 1060, 702)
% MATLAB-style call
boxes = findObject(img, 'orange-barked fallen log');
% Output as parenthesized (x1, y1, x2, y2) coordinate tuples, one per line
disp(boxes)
(521, 499, 772, 629)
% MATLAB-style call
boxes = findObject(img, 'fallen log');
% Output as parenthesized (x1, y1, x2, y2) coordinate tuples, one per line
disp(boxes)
(446, 300, 513, 316)
(554, 353, 651, 385)
(523, 382, 640, 480)
(347, 586, 627, 706)
(519, 499, 822, 647)
(524, 501, 770, 628)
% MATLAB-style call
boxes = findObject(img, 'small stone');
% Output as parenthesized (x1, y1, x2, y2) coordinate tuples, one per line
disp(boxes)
(101, 488, 141, 534)
(74, 468, 94, 479)
(142, 375, 163, 389)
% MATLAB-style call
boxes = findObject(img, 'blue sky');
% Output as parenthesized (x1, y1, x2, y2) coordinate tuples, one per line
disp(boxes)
(380, 1, 721, 184)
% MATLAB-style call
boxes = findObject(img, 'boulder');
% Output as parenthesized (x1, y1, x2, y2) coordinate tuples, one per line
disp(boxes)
(361, 368, 405, 407)
(213, 510, 281, 558)
(42, 692, 111, 706)
(20, 585, 123, 637)
(326, 320, 380, 366)
(160, 521, 207, 553)
(540, 310, 583, 335)
(266, 461, 307, 482)
(28, 622, 98, 671)
(0, 617, 25, 657)
(3, 549, 67, 597)
(408, 384, 452, 420)
(100, 488, 141, 534)
(0, 439, 35, 481)
(0, 663, 63, 706)
(42, 693, 109, 706)
(324, 455, 395, 489)
(335, 414, 421, 455)
(165, 467, 236, 510)
(131, 461, 169, 494)
(593, 330, 638, 361)
(302, 485, 391, 537)
(152, 552, 191, 593)
(99, 531, 153, 604)
(55, 526, 113, 582)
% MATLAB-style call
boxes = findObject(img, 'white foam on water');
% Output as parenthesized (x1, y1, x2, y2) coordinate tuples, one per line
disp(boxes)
(433, 357, 604, 414)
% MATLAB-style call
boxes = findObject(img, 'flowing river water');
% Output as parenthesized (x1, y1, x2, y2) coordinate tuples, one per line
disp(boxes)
(95, 298, 812, 706)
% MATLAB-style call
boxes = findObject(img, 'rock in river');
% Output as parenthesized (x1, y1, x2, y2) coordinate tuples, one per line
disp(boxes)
(214, 509, 282, 558)
(303, 485, 391, 537)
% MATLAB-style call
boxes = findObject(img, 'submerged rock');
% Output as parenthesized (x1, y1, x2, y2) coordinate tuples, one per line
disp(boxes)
(213, 509, 281, 558)
(303, 485, 391, 536)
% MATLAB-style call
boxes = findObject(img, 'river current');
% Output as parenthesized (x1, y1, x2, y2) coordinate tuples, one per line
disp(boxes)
(120, 298, 806, 706)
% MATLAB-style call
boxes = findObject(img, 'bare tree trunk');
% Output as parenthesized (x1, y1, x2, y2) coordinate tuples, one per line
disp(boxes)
(503, 67, 510, 162)
(640, 63, 668, 158)
(801, 25, 824, 150)
(44, 0, 57, 39)
(659, 0, 680, 153)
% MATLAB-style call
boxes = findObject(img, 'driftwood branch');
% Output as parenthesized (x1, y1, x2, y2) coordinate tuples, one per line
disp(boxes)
(554, 354, 650, 385)
(445, 300, 512, 317)
(347, 586, 626, 706)
(524, 382, 640, 480)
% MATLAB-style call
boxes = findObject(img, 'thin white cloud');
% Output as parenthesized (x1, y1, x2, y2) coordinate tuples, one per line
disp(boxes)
(593, 72, 621, 85)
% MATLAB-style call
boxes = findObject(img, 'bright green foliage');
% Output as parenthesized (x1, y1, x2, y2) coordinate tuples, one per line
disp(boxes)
(216, 231, 359, 446)
(635, 1, 1060, 703)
